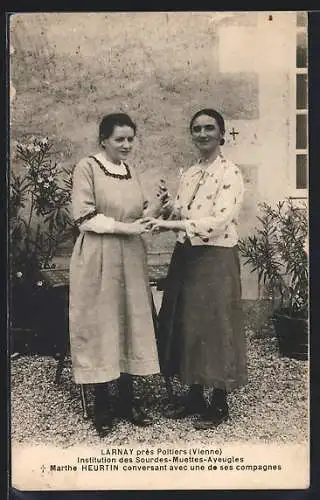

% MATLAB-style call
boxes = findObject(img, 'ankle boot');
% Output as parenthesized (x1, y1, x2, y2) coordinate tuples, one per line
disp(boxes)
(93, 382, 114, 437)
(118, 374, 153, 427)
(163, 384, 206, 419)
(194, 388, 229, 430)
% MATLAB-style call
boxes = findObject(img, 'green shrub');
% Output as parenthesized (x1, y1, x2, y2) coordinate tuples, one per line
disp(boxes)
(238, 200, 308, 318)
(10, 136, 74, 282)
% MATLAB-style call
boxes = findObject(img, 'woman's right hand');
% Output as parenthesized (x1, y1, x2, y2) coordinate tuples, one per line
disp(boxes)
(115, 220, 148, 235)
(142, 218, 186, 233)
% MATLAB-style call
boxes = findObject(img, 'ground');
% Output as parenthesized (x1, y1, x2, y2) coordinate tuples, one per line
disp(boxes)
(11, 325, 308, 447)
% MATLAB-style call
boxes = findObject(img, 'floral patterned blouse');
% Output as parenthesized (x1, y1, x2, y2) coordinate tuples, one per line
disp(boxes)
(168, 152, 244, 247)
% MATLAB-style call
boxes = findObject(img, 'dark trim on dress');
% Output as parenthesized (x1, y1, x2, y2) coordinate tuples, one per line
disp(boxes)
(88, 155, 132, 180)
(75, 209, 98, 227)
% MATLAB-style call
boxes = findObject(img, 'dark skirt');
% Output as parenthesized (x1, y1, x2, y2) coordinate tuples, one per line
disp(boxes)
(157, 241, 248, 391)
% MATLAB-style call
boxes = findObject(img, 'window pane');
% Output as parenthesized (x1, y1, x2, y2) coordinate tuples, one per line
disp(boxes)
(296, 114, 307, 149)
(297, 32, 307, 68)
(296, 74, 308, 109)
(296, 154, 307, 189)
(297, 12, 308, 27)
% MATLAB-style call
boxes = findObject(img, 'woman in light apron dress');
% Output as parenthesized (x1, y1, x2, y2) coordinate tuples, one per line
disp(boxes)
(69, 113, 160, 437)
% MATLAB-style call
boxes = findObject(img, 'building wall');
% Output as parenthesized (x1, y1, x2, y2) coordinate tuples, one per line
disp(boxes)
(10, 12, 297, 299)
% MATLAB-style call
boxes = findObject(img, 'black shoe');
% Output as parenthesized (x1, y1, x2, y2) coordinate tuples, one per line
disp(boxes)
(93, 382, 114, 437)
(163, 388, 206, 419)
(193, 406, 229, 430)
(130, 404, 153, 426)
(119, 402, 153, 426)
(93, 412, 114, 437)
(117, 374, 153, 426)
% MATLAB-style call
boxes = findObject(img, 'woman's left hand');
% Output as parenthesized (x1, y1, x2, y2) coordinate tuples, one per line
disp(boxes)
(142, 218, 186, 233)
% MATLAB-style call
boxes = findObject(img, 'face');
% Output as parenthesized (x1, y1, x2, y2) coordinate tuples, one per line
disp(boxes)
(101, 125, 135, 163)
(190, 114, 223, 155)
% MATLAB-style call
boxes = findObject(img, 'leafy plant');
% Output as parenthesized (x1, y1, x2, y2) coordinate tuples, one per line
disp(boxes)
(238, 200, 308, 318)
(10, 136, 74, 284)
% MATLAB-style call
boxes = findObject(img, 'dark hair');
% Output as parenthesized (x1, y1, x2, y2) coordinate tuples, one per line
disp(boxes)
(99, 113, 137, 144)
(189, 108, 225, 145)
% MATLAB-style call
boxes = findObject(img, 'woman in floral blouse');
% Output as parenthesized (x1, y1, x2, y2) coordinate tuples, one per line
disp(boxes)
(145, 108, 248, 430)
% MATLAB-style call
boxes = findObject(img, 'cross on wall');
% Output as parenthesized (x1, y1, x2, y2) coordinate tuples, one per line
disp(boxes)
(229, 127, 239, 141)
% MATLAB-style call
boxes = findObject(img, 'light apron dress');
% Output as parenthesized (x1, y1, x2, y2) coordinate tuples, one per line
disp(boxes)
(69, 154, 160, 384)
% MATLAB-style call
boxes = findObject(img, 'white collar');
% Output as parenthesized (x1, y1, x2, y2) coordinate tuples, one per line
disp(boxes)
(191, 153, 227, 177)
(95, 152, 127, 175)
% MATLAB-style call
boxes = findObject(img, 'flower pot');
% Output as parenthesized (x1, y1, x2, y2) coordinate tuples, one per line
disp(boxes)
(272, 311, 308, 361)
(10, 281, 69, 356)
(10, 281, 40, 330)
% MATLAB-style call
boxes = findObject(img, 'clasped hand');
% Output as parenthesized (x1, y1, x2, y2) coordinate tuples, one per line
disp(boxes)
(141, 217, 186, 233)
(141, 217, 167, 233)
(122, 219, 166, 235)
(124, 217, 186, 234)
(127, 218, 169, 234)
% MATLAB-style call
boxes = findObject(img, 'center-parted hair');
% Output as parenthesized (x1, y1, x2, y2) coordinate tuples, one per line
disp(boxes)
(99, 113, 137, 144)
(189, 108, 226, 145)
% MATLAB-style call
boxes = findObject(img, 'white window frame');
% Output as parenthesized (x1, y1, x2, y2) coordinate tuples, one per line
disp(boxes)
(289, 15, 308, 200)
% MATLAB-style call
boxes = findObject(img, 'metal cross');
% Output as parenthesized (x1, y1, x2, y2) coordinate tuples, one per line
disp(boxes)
(230, 128, 239, 141)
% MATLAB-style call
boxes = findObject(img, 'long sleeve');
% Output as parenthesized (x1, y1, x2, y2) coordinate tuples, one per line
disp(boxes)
(79, 214, 115, 233)
(72, 159, 115, 234)
(184, 166, 244, 245)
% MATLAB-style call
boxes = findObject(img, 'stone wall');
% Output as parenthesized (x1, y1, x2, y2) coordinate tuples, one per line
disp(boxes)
(10, 12, 297, 298)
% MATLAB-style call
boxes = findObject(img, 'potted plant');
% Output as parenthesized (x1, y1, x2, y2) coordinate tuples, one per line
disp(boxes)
(238, 200, 308, 361)
(10, 136, 74, 354)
